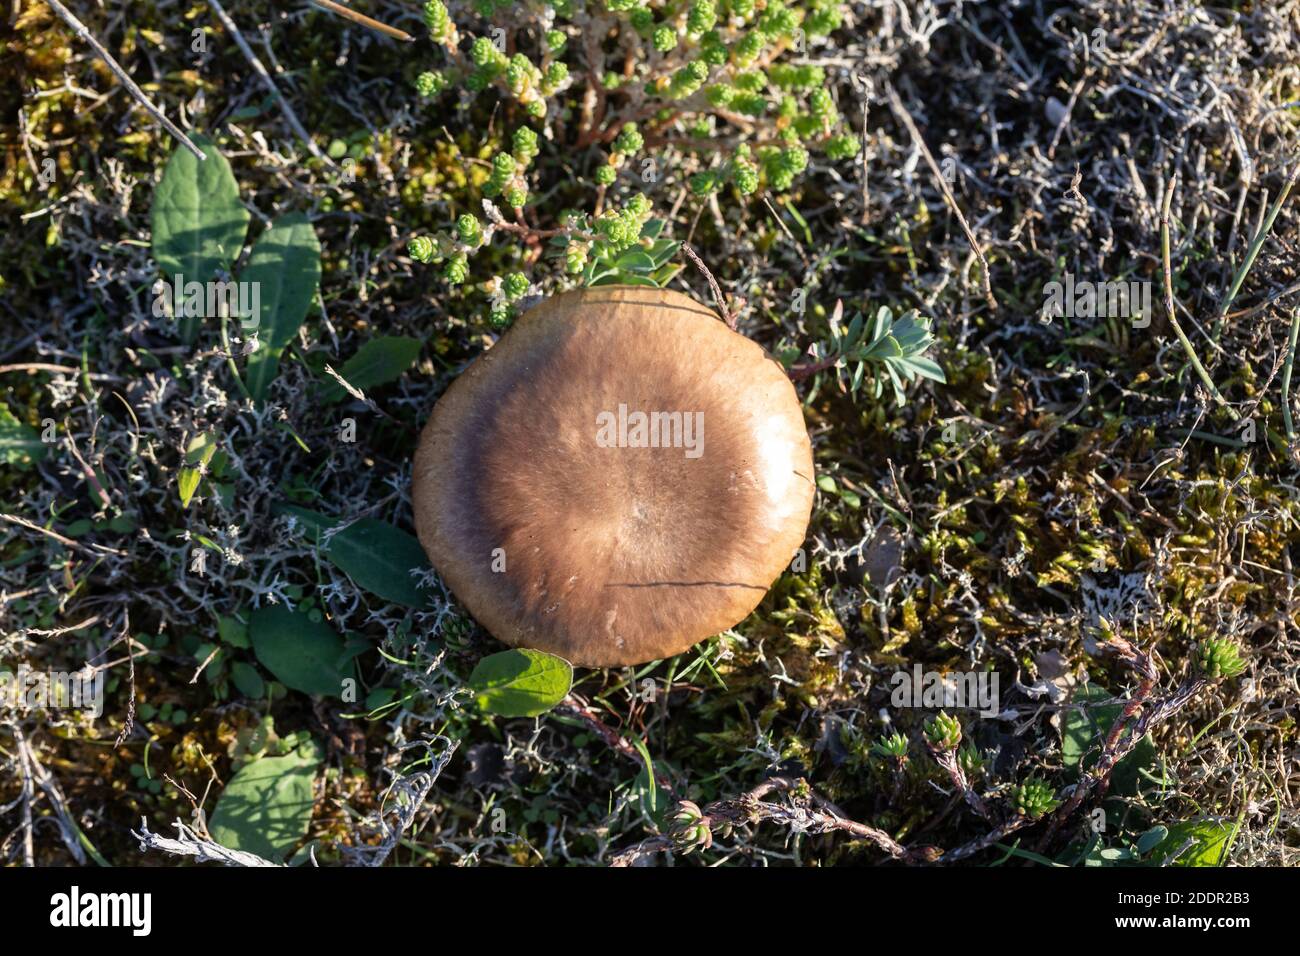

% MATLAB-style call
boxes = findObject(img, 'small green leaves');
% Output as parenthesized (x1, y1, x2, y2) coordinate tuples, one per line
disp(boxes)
(957, 742, 984, 777)
(0, 404, 46, 468)
(242, 213, 322, 401)
(667, 799, 713, 854)
(209, 739, 321, 860)
(871, 731, 909, 760)
(249, 604, 349, 697)
(1194, 638, 1247, 679)
(819, 305, 946, 405)
(1012, 777, 1060, 819)
(923, 710, 962, 750)
(151, 133, 249, 343)
(468, 648, 572, 717)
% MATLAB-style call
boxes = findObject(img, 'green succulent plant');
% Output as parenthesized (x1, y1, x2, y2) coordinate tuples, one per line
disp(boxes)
(871, 731, 909, 761)
(1013, 777, 1060, 819)
(667, 799, 713, 854)
(1194, 638, 1247, 680)
(957, 742, 984, 777)
(923, 711, 962, 751)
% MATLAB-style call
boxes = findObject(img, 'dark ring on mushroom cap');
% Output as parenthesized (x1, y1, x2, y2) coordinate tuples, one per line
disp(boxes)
(413, 286, 815, 667)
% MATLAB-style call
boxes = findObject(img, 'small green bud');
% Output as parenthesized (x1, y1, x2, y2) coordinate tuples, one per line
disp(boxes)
(565, 241, 589, 273)
(594, 163, 617, 186)
(489, 304, 514, 329)
(686, 0, 717, 38)
(503, 184, 528, 208)
(542, 61, 569, 94)
(734, 30, 766, 67)
(492, 152, 517, 180)
(471, 36, 504, 71)
(653, 26, 678, 52)
(729, 0, 756, 20)
(415, 70, 447, 97)
(444, 252, 469, 284)
(805, 0, 843, 36)
(544, 29, 567, 54)
(422, 0, 453, 43)
(629, 8, 654, 35)
(456, 213, 482, 246)
(513, 126, 540, 166)
(825, 134, 860, 160)
(408, 235, 437, 263)
(613, 122, 643, 155)
(503, 272, 529, 301)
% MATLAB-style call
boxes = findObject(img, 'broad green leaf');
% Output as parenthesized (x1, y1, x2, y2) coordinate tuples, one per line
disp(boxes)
(614, 250, 656, 273)
(0, 404, 46, 467)
(592, 272, 657, 287)
(209, 742, 320, 860)
(276, 504, 431, 608)
(324, 518, 431, 607)
(151, 133, 250, 343)
(217, 614, 250, 648)
(1062, 683, 1156, 795)
(230, 660, 266, 699)
(243, 213, 322, 400)
(1157, 819, 1233, 866)
(249, 604, 348, 696)
(323, 335, 420, 400)
(469, 648, 573, 717)
(274, 502, 336, 540)
(1062, 683, 1116, 771)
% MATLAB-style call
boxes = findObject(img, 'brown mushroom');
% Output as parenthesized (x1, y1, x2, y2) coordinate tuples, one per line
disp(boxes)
(412, 286, 814, 667)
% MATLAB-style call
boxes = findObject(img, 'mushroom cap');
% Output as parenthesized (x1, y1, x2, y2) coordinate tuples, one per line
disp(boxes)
(412, 286, 814, 667)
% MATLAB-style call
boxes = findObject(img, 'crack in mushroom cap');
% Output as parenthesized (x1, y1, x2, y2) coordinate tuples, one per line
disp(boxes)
(413, 286, 815, 667)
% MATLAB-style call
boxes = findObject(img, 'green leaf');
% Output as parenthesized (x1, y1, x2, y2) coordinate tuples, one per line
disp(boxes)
(208, 742, 320, 860)
(614, 250, 656, 273)
(276, 504, 432, 608)
(0, 404, 47, 468)
(1157, 819, 1234, 866)
(323, 336, 420, 400)
(321, 517, 432, 606)
(1061, 683, 1156, 795)
(249, 604, 348, 697)
(1061, 683, 1114, 771)
(469, 648, 573, 717)
(151, 133, 250, 343)
(242, 213, 322, 401)
(217, 614, 250, 648)
(230, 660, 266, 699)
(1135, 825, 1169, 856)
(179, 432, 217, 508)
(274, 502, 335, 540)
